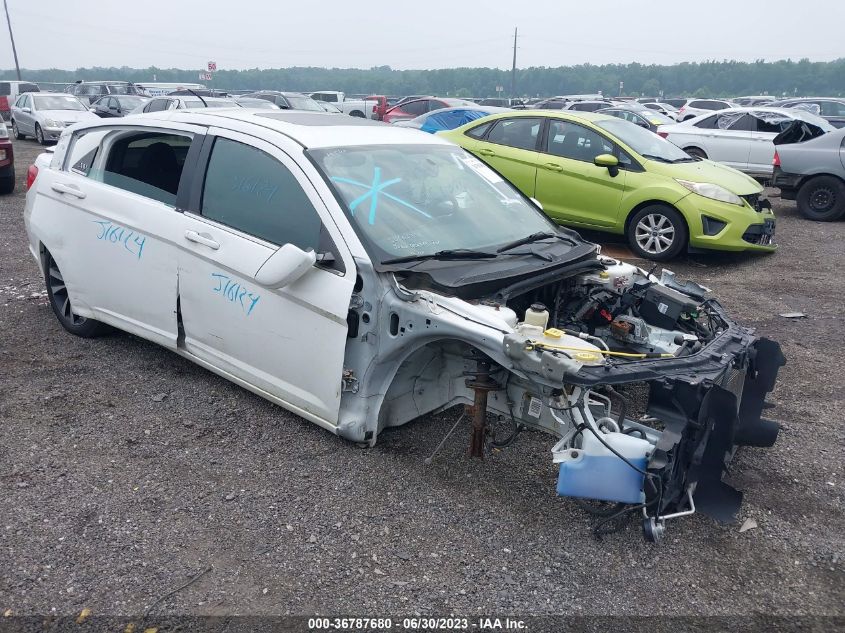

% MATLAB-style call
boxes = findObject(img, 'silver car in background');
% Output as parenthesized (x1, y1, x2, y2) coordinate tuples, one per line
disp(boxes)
(772, 124, 845, 221)
(11, 92, 98, 144)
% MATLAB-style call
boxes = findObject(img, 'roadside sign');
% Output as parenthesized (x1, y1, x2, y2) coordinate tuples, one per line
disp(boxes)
(208, 61, 217, 72)
(199, 72, 212, 81)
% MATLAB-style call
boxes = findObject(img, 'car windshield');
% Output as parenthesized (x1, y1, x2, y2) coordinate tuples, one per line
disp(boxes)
(107, 84, 139, 95)
(33, 95, 86, 111)
(309, 144, 561, 262)
(116, 96, 145, 109)
(285, 95, 323, 111)
(595, 118, 693, 162)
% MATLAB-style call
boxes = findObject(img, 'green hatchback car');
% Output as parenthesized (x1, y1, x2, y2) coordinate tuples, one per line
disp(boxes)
(440, 111, 777, 260)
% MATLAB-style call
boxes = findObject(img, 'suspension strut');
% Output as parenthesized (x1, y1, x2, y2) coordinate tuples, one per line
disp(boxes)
(464, 355, 500, 459)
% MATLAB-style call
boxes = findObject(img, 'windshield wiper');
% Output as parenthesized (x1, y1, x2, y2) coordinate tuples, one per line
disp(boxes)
(496, 231, 576, 253)
(381, 248, 498, 265)
(640, 153, 673, 163)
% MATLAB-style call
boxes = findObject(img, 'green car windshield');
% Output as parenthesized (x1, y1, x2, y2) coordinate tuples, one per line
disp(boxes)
(310, 144, 561, 261)
(594, 118, 694, 162)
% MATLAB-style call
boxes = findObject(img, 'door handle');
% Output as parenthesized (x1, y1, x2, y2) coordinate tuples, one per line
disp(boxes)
(51, 183, 87, 199)
(476, 148, 495, 156)
(184, 230, 220, 250)
(544, 163, 563, 172)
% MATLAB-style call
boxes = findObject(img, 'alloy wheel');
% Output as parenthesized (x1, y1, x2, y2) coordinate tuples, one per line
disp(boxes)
(634, 213, 676, 255)
(48, 259, 86, 326)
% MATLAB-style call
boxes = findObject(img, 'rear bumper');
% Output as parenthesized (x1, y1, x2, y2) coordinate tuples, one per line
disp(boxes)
(771, 166, 802, 200)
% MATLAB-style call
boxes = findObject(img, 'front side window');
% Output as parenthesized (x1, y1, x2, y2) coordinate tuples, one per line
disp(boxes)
(594, 117, 691, 163)
(401, 100, 429, 116)
(821, 101, 845, 117)
(545, 120, 614, 162)
(78, 131, 192, 206)
(486, 117, 541, 151)
(201, 137, 322, 252)
(310, 144, 558, 262)
(146, 99, 170, 112)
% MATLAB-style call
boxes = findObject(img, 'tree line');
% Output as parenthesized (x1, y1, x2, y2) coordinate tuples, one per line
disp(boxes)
(3, 58, 843, 98)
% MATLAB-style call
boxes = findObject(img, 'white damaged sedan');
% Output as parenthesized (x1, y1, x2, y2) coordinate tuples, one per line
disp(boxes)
(24, 110, 785, 540)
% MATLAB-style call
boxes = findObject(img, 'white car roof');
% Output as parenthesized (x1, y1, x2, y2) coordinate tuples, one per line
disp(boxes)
(102, 110, 453, 149)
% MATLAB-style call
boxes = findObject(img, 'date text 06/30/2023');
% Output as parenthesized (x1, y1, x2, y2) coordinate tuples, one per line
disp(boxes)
(307, 617, 527, 630)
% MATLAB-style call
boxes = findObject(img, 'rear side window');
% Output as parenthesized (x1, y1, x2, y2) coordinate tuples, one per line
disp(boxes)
(68, 130, 192, 206)
(486, 117, 542, 151)
(20, 83, 38, 93)
(0, 83, 9, 96)
(694, 115, 719, 129)
(821, 101, 845, 116)
(200, 137, 321, 251)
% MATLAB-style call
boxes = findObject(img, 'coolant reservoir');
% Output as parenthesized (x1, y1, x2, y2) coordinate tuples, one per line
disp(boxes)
(556, 431, 652, 504)
(580, 260, 640, 291)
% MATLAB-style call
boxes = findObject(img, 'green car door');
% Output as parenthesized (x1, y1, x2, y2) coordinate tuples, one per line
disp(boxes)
(534, 118, 628, 228)
(460, 117, 542, 197)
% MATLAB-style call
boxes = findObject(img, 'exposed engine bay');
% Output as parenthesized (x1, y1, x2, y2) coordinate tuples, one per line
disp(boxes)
(340, 253, 785, 542)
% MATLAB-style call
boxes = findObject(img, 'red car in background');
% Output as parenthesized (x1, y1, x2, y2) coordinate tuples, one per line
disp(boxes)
(382, 97, 476, 124)
(364, 95, 389, 120)
(0, 123, 15, 194)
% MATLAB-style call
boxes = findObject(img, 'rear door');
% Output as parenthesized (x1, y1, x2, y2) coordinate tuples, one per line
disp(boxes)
(174, 128, 355, 426)
(464, 116, 541, 196)
(31, 122, 205, 347)
(690, 112, 753, 171)
(747, 111, 785, 175)
(534, 118, 626, 227)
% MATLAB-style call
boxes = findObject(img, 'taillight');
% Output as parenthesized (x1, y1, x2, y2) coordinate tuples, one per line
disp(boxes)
(26, 164, 38, 191)
(657, 131, 669, 138)
(772, 150, 780, 167)
(0, 96, 8, 111)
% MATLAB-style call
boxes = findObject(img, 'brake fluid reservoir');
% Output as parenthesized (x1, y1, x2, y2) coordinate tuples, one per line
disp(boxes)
(556, 431, 652, 504)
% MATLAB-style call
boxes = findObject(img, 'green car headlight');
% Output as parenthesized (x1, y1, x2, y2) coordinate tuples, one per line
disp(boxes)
(676, 179, 743, 206)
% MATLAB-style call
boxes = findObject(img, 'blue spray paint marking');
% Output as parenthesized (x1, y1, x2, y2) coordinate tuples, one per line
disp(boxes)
(332, 168, 432, 225)
(93, 220, 145, 259)
(211, 273, 260, 316)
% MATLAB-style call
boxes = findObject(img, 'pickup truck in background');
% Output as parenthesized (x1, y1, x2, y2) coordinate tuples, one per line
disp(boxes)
(309, 91, 371, 118)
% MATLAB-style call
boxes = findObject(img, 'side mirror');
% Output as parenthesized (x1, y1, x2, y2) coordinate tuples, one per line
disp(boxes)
(254, 243, 317, 288)
(530, 197, 544, 211)
(594, 153, 620, 177)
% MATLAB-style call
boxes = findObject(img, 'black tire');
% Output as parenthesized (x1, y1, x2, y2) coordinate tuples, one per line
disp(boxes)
(626, 204, 688, 261)
(796, 175, 845, 221)
(44, 251, 110, 338)
(684, 146, 707, 159)
(35, 124, 45, 145)
(11, 121, 23, 140)
(0, 173, 14, 194)
(349, 110, 365, 118)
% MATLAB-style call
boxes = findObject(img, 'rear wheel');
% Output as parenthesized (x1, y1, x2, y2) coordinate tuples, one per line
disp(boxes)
(35, 124, 45, 145)
(796, 175, 845, 221)
(626, 204, 688, 261)
(45, 251, 110, 338)
(684, 146, 707, 159)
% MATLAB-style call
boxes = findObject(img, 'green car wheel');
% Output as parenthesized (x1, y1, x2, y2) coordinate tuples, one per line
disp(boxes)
(626, 205, 688, 261)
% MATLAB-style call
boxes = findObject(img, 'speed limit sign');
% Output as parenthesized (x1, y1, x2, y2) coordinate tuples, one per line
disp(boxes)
(208, 61, 217, 72)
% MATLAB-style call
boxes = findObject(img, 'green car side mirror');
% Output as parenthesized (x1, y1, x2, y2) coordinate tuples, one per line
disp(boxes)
(594, 153, 620, 177)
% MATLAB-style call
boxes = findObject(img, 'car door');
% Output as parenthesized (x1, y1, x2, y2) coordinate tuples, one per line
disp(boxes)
(17, 94, 35, 134)
(746, 110, 783, 175)
(32, 123, 206, 347)
(691, 112, 752, 171)
(534, 118, 626, 227)
(174, 128, 355, 426)
(462, 117, 541, 196)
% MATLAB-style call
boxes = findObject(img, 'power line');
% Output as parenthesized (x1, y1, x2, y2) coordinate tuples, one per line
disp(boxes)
(3, 0, 20, 80)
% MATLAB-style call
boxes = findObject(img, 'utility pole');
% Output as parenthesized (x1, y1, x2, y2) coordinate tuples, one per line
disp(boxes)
(3, 0, 21, 81)
(510, 27, 518, 98)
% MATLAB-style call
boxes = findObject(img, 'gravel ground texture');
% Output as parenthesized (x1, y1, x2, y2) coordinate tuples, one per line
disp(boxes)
(1, 138, 843, 618)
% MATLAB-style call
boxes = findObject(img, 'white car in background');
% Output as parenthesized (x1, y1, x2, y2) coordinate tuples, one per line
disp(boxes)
(675, 98, 735, 121)
(658, 107, 834, 178)
(641, 102, 679, 120)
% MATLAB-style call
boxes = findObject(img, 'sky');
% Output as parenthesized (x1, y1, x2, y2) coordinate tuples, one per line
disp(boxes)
(1, 0, 843, 71)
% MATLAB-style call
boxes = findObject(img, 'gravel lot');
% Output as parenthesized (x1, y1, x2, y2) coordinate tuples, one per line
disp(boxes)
(1, 138, 843, 618)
